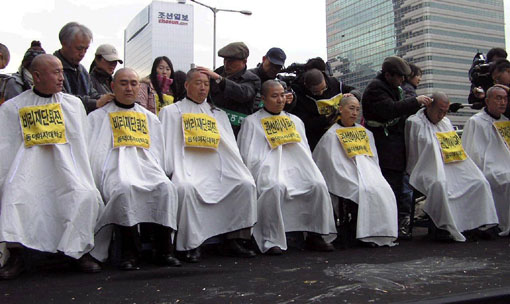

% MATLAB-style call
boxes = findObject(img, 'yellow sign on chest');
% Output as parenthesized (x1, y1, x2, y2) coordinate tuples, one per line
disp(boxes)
(335, 127, 373, 158)
(109, 111, 150, 149)
(260, 115, 301, 149)
(435, 131, 467, 163)
(182, 113, 221, 149)
(19, 103, 67, 148)
(493, 121, 510, 150)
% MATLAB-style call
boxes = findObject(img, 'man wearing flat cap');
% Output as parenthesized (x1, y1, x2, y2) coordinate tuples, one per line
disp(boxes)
(249, 47, 296, 111)
(362, 56, 432, 240)
(197, 42, 260, 135)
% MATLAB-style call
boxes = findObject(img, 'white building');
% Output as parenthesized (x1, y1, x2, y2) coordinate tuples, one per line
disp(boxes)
(124, 1, 194, 78)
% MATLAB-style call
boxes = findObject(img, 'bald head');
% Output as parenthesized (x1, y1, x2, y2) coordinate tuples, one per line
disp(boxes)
(426, 92, 450, 124)
(31, 54, 64, 94)
(261, 79, 283, 97)
(111, 68, 140, 105)
(0, 43, 9, 69)
(339, 95, 360, 127)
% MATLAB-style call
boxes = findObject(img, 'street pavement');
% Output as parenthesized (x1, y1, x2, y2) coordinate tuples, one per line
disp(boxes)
(1, 227, 510, 304)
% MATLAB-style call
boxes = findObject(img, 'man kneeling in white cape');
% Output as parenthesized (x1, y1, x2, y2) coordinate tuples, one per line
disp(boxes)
(0, 54, 104, 279)
(238, 80, 336, 255)
(159, 68, 257, 262)
(462, 85, 510, 236)
(313, 95, 398, 247)
(405, 92, 499, 241)
(87, 68, 180, 270)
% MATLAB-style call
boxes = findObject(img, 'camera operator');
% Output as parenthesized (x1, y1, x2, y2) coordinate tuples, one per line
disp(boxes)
(469, 47, 507, 109)
(290, 61, 361, 151)
(489, 59, 510, 118)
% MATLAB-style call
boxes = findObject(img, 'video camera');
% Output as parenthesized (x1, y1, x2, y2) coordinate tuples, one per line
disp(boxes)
(469, 52, 493, 87)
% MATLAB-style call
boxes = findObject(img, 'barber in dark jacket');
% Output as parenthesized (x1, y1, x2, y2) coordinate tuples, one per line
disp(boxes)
(54, 22, 113, 114)
(362, 56, 431, 239)
(291, 68, 360, 151)
(197, 42, 260, 135)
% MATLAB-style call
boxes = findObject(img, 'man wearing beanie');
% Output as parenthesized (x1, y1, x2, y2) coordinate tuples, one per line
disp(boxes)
(196, 42, 260, 136)
(362, 56, 432, 240)
(4, 41, 46, 101)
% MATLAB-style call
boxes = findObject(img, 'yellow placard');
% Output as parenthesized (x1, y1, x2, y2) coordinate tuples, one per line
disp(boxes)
(109, 111, 150, 149)
(19, 103, 67, 148)
(316, 93, 343, 116)
(435, 131, 467, 163)
(260, 115, 302, 149)
(493, 121, 510, 150)
(335, 127, 373, 158)
(182, 113, 221, 149)
(155, 94, 174, 115)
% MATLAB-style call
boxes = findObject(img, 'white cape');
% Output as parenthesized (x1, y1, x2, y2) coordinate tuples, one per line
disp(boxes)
(405, 109, 498, 241)
(462, 110, 510, 236)
(87, 102, 179, 261)
(237, 109, 336, 253)
(159, 98, 257, 251)
(313, 123, 398, 246)
(0, 91, 103, 259)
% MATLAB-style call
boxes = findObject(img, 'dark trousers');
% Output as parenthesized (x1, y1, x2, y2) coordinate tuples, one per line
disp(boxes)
(380, 168, 413, 218)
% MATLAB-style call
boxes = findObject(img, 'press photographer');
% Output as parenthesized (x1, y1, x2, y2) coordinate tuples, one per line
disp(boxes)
(468, 47, 507, 109)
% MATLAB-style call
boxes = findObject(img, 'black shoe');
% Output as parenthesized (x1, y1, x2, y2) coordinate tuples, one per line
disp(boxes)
(119, 258, 139, 271)
(265, 246, 283, 256)
(429, 224, 453, 242)
(478, 226, 501, 240)
(221, 239, 256, 258)
(155, 253, 181, 267)
(398, 216, 412, 240)
(77, 254, 102, 273)
(0, 255, 25, 280)
(177, 247, 201, 263)
(305, 235, 335, 252)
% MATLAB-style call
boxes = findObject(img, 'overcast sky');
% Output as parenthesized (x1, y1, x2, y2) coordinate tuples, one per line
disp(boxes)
(1, 0, 509, 74)
(0, 0, 327, 74)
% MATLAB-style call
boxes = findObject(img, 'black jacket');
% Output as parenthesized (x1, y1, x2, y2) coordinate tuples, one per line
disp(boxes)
(53, 50, 101, 114)
(90, 68, 112, 95)
(291, 72, 359, 151)
(362, 73, 421, 171)
(209, 66, 260, 134)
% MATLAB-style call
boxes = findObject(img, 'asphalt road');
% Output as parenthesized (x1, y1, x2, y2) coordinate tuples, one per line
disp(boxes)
(1, 228, 510, 304)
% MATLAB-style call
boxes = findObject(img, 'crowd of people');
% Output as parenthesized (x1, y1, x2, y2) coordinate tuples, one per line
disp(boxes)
(0, 21, 509, 280)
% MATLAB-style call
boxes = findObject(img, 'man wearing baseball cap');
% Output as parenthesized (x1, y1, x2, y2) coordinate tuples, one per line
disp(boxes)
(196, 42, 260, 135)
(249, 47, 295, 110)
(90, 44, 123, 95)
(362, 56, 432, 240)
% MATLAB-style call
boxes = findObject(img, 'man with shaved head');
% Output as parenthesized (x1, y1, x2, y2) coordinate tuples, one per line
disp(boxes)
(87, 68, 180, 270)
(314, 95, 398, 247)
(405, 92, 498, 242)
(462, 85, 510, 236)
(160, 68, 257, 262)
(0, 54, 104, 279)
(238, 80, 337, 255)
